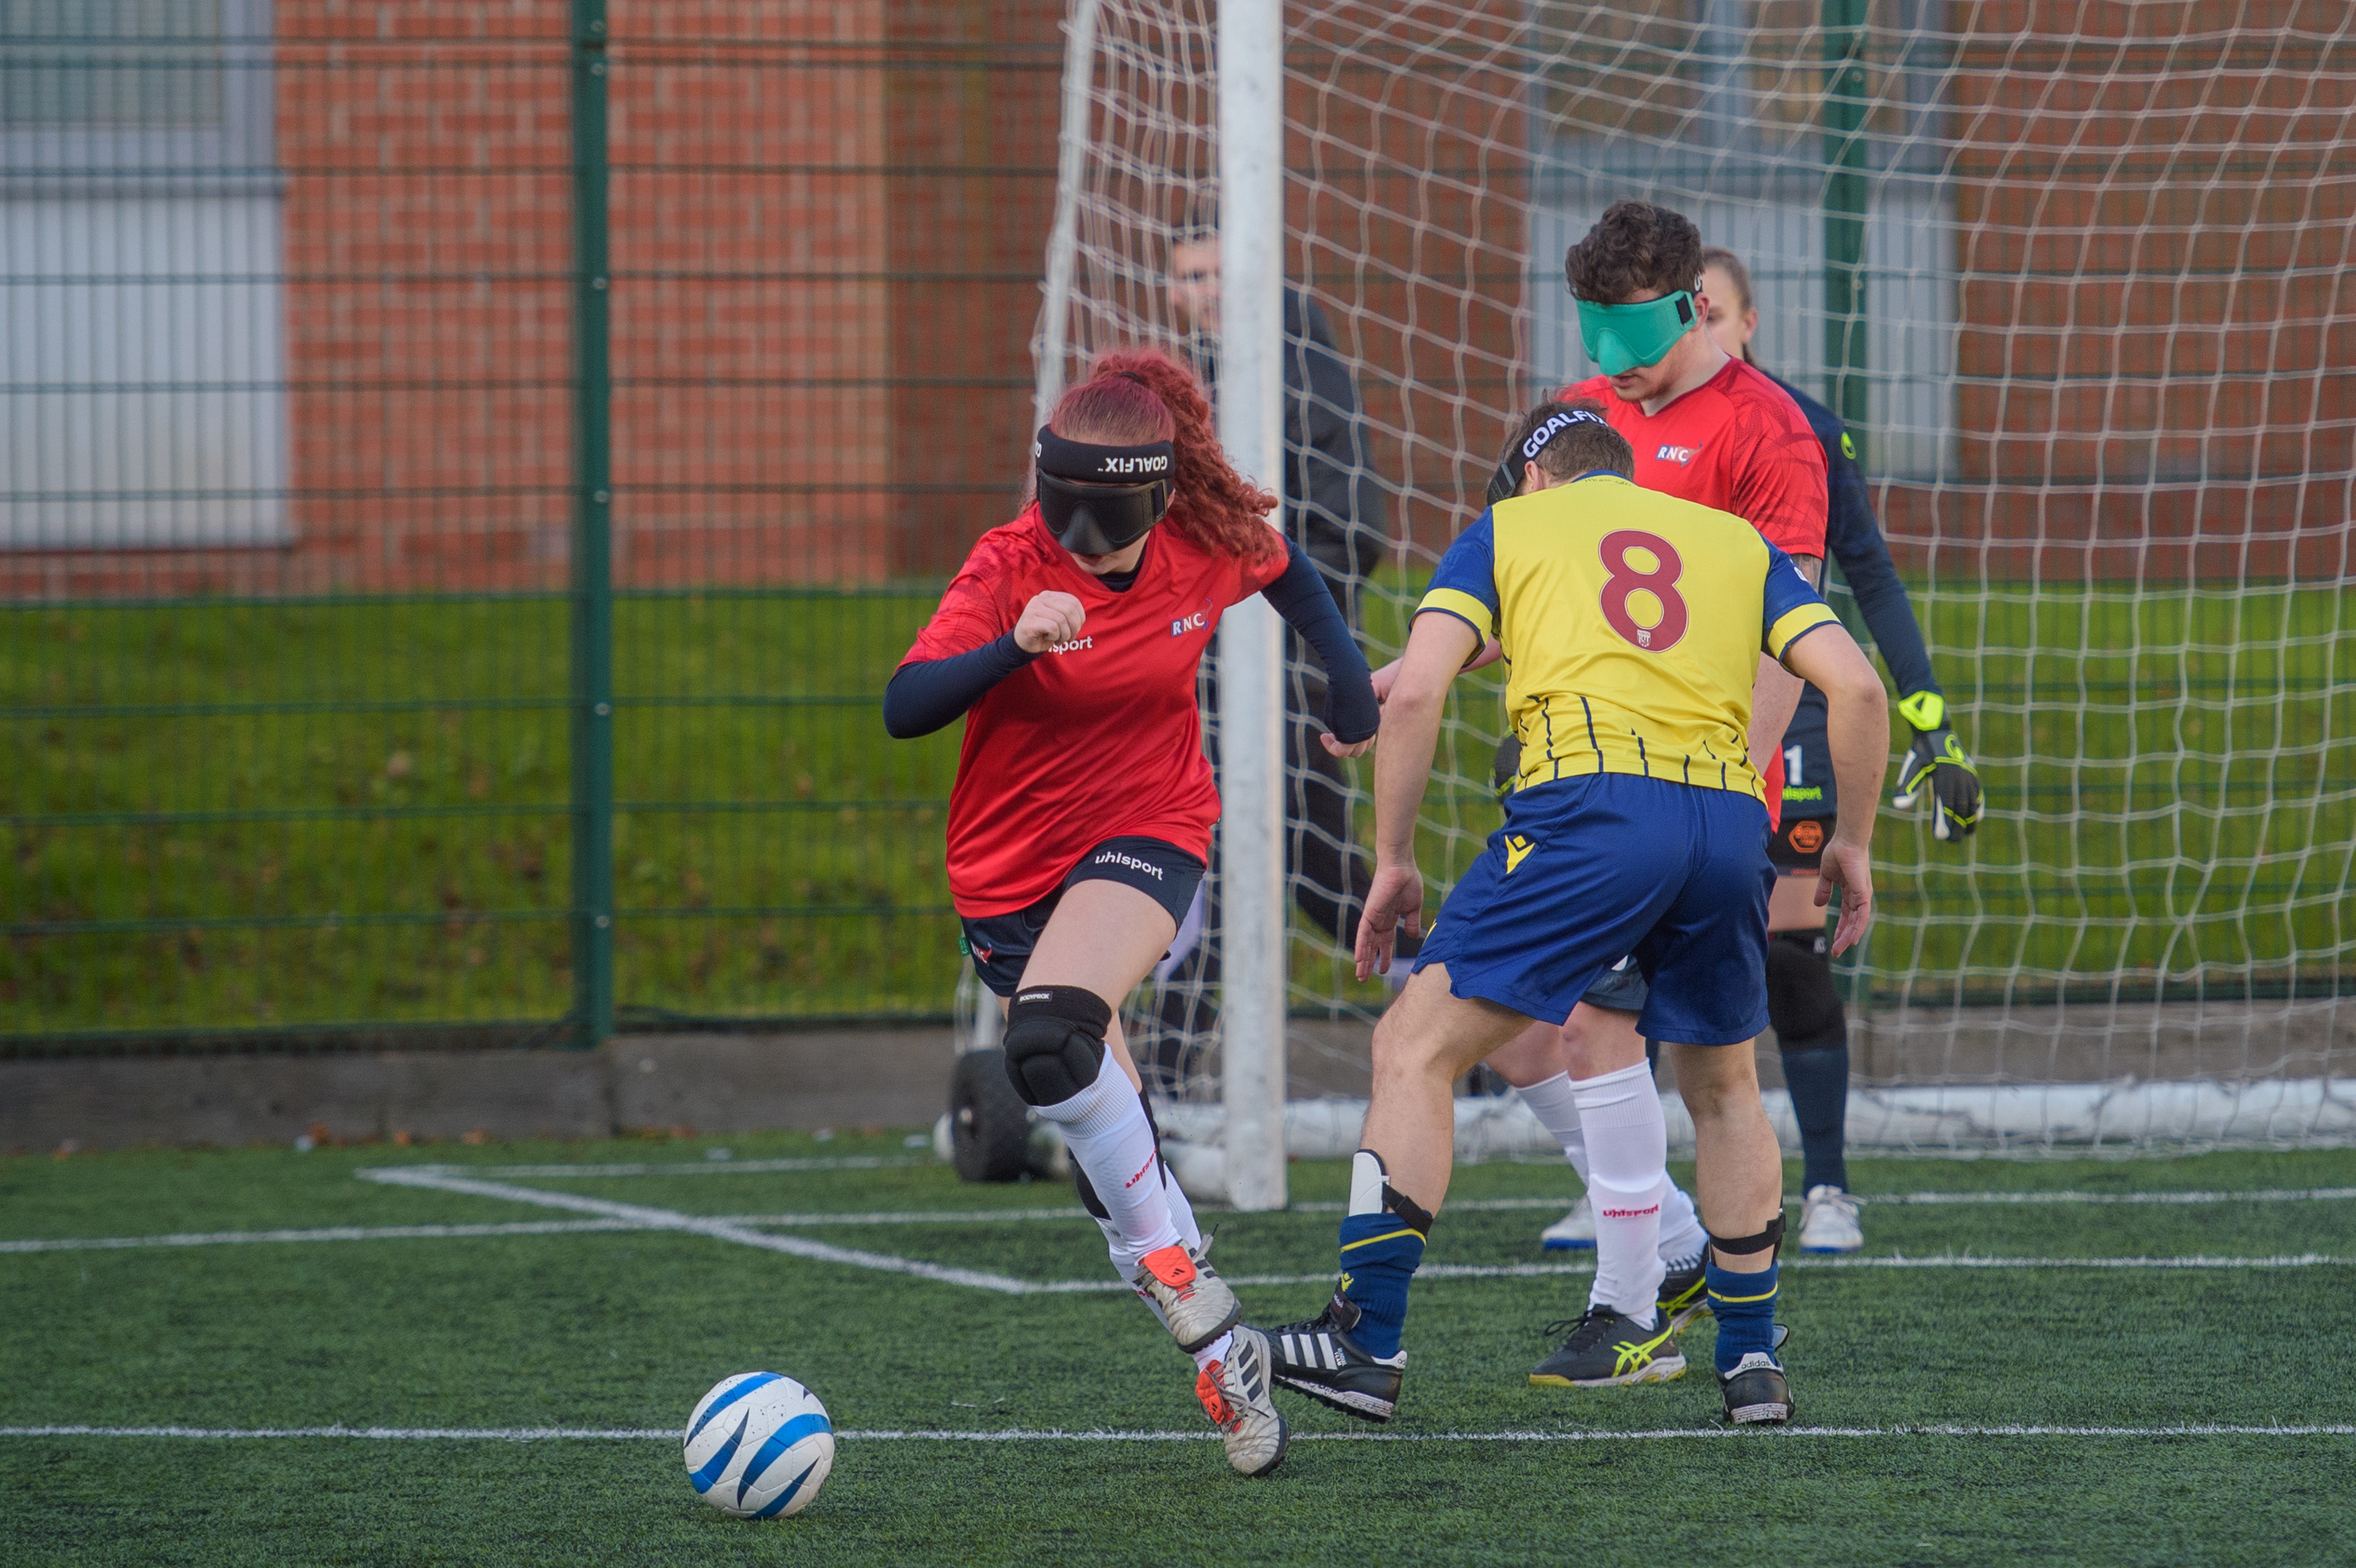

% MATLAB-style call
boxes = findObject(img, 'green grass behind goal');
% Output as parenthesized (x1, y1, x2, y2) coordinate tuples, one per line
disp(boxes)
(6, 582, 2352, 1041)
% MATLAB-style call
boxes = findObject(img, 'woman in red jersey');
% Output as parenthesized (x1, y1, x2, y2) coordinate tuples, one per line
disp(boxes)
(885, 349, 1378, 1477)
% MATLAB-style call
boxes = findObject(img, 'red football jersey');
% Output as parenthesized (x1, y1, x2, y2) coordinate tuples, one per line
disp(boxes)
(1560, 358, 1828, 827)
(902, 507, 1288, 916)
(1560, 359, 1828, 560)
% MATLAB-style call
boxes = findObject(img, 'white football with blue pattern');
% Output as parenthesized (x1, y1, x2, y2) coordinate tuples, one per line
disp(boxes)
(682, 1372, 835, 1519)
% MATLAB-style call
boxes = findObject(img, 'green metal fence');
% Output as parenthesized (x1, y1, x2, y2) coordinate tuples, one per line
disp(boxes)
(8, 1, 2355, 1063)
(1, 1, 1061, 1053)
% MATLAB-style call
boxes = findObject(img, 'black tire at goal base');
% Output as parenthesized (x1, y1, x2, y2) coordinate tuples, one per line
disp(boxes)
(949, 1048, 1033, 1184)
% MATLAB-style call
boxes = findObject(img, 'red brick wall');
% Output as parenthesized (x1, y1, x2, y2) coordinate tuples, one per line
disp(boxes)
(4, 0, 2344, 597)
(2, 0, 1050, 599)
(882, 3, 1063, 578)
(1904, 0, 2356, 580)
(1297, 1, 1531, 565)
(603, 1, 898, 588)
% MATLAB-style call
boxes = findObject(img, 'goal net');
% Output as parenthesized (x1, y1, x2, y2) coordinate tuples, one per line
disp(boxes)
(1031, 0, 2356, 1159)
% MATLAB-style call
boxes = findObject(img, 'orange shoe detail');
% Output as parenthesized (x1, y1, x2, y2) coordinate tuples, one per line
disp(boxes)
(1194, 1364, 1235, 1427)
(1140, 1244, 1198, 1289)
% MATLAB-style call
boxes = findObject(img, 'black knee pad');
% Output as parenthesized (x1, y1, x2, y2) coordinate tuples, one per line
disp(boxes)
(1767, 931, 1846, 1055)
(1003, 985, 1111, 1108)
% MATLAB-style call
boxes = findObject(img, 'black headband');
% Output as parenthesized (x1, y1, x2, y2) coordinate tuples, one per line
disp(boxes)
(1034, 426, 1175, 484)
(1520, 407, 1610, 464)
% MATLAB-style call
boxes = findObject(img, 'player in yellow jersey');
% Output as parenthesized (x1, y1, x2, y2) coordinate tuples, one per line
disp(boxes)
(1252, 403, 1891, 1425)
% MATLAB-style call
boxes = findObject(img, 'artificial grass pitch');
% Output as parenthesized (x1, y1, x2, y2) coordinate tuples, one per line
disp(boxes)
(4, 1132, 2355, 1567)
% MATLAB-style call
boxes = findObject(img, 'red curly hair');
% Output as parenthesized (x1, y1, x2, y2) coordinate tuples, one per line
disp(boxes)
(1047, 348, 1283, 568)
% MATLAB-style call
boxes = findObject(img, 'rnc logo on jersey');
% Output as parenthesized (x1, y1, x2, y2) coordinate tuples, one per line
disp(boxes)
(1170, 610, 1207, 637)
(1654, 443, 1703, 465)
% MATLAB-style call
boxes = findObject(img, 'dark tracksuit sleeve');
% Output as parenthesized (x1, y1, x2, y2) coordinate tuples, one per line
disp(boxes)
(1259, 541, 1380, 743)
(1821, 424, 1940, 701)
(1773, 374, 1940, 702)
(1283, 292, 1387, 608)
(882, 632, 1037, 739)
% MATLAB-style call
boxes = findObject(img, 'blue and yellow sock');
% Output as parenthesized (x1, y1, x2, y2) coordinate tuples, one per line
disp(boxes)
(1706, 1256, 1780, 1373)
(1333, 1150, 1429, 1359)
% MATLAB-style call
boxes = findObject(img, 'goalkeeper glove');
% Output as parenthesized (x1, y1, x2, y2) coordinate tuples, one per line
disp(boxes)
(1891, 691, 1983, 841)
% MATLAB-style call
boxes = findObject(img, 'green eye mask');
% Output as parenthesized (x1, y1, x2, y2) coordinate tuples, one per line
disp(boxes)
(1576, 290, 1697, 375)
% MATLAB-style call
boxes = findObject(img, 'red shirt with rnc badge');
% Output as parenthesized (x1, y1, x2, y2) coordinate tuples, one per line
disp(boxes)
(1558, 357, 1828, 561)
(1560, 356, 1829, 821)
(901, 506, 1287, 917)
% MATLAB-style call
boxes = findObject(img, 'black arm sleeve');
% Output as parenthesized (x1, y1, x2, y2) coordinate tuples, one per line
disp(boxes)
(1259, 540, 1381, 743)
(1822, 431, 1941, 702)
(882, 631, 1038, 739)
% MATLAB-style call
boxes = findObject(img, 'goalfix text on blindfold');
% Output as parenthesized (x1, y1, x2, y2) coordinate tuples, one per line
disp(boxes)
(1575, 289, 1697, 376)
(1034, 426, 1175, 556)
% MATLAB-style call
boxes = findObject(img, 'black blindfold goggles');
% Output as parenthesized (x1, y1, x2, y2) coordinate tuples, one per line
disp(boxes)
(1034, 426, 1174, 555)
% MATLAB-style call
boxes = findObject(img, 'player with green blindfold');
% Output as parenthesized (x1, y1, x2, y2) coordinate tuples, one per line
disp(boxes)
(1576, 289, 1699, 375)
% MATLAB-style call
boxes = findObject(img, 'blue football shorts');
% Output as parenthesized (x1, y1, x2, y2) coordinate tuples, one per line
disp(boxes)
(1414, 772, 1774, 1047)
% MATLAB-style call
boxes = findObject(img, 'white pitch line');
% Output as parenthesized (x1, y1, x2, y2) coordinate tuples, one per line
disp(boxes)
(1298, 1188, 2356, 1212)
(12, 1184, 2354, 1260)
(0, 1220, 644, 1255)
(1209, 1255, 2356, 1290)
(395, 1156, 922, 1180)
(356, 1166, 1039, 1295)
(1846, 1186, 2356, 1207)
(4, 1423, 2349, 1444)
(712, 1206, 1095, 1228)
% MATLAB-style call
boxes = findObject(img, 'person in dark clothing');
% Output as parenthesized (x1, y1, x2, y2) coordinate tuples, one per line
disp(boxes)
(1149, 213, 1398, 1089)
(1697, 245, 1984, 1252)
(1168, 232, 1389, 614)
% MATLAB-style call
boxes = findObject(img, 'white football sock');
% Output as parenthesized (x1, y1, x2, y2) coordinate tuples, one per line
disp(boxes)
(1191, 1331, 1234, 1373)
(1034, 1063, 1181, 1279)
(1658, 1182, 1707, 1263)
(1512, 1071, 1592, 1186)
(1160, 1145, 1204, 1251)
(1573, 1060, 1669, 1323)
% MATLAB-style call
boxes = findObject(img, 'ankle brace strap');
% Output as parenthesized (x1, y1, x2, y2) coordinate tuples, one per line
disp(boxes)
(1707, 1213, 1786, 1257)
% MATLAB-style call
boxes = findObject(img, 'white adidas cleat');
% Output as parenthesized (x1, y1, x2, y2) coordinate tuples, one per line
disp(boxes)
(1133, 1242, 1242, 1353)
(1195, 1325, 1288, 1476)
(1539, 1196, 1596, 1251)
(1798, 1185, 1863, 1253)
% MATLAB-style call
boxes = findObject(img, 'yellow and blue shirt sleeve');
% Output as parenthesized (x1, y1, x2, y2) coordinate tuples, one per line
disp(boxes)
(1416, 511, 1498, 654)
(1761, 542, 1840, 663)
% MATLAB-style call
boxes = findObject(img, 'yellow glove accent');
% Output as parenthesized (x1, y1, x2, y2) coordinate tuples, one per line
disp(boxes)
(1896, 690, 1946, 732)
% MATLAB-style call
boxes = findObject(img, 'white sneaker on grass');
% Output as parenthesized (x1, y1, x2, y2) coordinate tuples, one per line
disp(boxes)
(1195, 1325, 1288, 1476)
(1539, 1196, 1596, 1251)
(1798, 1185, 1862, 1252)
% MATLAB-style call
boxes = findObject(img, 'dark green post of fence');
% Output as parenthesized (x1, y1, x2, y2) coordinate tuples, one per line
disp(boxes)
(570, 0, 617, 1049)
(1823, 0, 1872, 1009)
(1822, 0, 1869, 442)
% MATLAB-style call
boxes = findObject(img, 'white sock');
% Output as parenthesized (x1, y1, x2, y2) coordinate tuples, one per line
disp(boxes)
(1512, 1071, 1592, 1187)
(1191, 1331, 1234, 1373)
(1573, 1060, 1668, 1323)
(1160, 1146, 1204, 1251)
(1034, 1064, 1181, 1279)
(1658, 1183, 1707, 1263)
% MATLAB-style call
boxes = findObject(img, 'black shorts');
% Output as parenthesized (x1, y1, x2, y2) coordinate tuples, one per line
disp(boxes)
(1768, 812, 1834, 873)
(1778, 684, 1837, 817)
(957, 835, 1207, 999)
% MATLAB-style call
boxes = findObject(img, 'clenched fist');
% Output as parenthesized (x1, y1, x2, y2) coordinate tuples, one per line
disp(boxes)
(1013, 591, 1087, 655)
